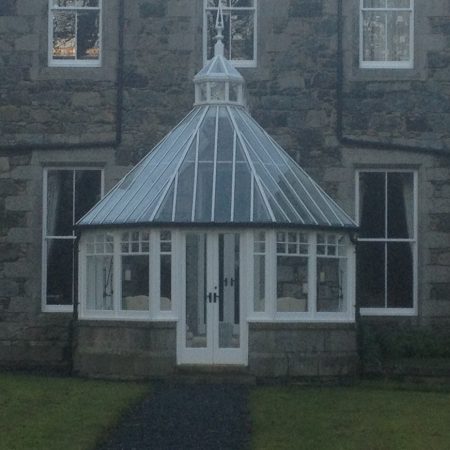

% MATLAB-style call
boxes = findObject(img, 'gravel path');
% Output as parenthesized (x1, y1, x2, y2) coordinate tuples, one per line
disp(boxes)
(98, 382, 251, 450)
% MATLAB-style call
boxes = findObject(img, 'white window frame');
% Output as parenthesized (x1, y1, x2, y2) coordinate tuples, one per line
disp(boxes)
(78, 229, 178, 321)
(203, 0, 258, 68)
(355, 169, 418, 316)
(48, 0, 102, 67)
(359, 0, 414, 69)
(247, 230, 356, 323)
(42, 167, 104, 312)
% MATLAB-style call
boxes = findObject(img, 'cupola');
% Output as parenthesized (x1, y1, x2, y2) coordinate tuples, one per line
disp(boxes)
(193, 3, 246, 106)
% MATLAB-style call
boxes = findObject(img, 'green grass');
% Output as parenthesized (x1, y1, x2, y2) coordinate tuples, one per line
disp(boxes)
(250, 382, 450, 450)
(0, 373, 148, 450)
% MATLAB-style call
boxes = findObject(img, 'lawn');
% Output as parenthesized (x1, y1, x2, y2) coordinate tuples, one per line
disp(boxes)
(250, 381, 450, 450)
(0, 373, 148, 450)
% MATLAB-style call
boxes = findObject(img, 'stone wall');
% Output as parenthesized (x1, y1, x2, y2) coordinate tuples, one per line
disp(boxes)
(0, 0, 119, 147)
(0, 0, 449, 374)
(248, 322, 358, 378)
(342, 0, 450, 153)
(74, 321, 177, 379)
(0, 148, 125, 372)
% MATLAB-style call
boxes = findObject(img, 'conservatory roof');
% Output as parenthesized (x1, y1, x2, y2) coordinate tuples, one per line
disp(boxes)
(77, 104, 356, 230)
(77, 5, 356, 231)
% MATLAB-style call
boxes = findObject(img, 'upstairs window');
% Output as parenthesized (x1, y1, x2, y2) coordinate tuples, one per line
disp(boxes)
(360, 0, 414, 69)
(49, 0, 102, 67)
(356, 170, 417, 315)
(204, 0, 257, 67)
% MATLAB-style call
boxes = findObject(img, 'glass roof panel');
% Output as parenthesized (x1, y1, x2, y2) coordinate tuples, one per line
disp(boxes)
(78, 100, 356, 229)
(175, 160, 196, 222)
(214, 162, 233, 222)
(195, 162, 214, 222)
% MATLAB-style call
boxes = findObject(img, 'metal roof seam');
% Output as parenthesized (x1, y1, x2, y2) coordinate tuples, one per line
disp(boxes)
(226, 105, 276, 222)
(234, 108, 310, 225)
(115, 109, 204, 224)
(82, 108, 201, 226)
(148, 106, 210, 223)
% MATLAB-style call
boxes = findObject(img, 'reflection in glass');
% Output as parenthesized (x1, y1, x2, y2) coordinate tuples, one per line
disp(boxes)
(121, 255, 149, 311)
(86, 255, 113, 310)
(185, 234, 207, 348)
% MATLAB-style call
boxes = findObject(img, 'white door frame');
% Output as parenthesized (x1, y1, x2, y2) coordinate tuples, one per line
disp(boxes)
(177, 230, 248, 366)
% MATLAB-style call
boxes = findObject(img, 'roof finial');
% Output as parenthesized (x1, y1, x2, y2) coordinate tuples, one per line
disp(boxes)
(214, 1, 225, 57)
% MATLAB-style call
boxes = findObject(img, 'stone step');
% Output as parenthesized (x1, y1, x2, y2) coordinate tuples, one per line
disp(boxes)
(170, 364, 256, 384)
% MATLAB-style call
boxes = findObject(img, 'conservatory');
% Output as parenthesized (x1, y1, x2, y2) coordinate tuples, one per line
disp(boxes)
(75, 10, 358, 375)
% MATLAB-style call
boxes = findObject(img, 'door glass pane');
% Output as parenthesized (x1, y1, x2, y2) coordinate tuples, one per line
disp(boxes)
(185, 234, 207, 348)
(218, 234, 240, 349)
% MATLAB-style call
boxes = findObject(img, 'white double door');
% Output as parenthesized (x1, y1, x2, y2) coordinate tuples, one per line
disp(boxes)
(178, 231, 247, 365)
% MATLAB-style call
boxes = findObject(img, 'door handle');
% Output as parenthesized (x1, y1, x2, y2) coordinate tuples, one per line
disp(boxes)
(207, 292, 213, 303)
(213, 292, 219, 303)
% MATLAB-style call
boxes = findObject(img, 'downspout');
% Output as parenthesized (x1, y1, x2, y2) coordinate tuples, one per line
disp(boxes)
(69, 231, 81, 375)
(68, 0, 125, 375)
(0, 0, 125, 154)
(336, 0, 450, 159)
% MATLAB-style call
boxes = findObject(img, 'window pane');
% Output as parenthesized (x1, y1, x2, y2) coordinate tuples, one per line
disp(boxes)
(205, 3, 255, 62)
(230, 11, 254, 60)
(47, 170, 74, 236)
(387, 0, 410, 8)
(210, 81, 226, 101)
(231, 0, 255, 7)
(46, 239, 74, 305)
(53, 11, 76, 60)
(277, 256, 308, 312)
(363, 0, 386, 7)
(160, 254, 172, 311)
(206, 10, 216, 60)
(387, 242, 413, 308)
(386, 11, 410, 61)
(362, 11, 387, 62)
(359, 172, 386, 238)
(86, 255, 113, 310)
(77, 11, 100, 60)
(387, 172, 414, 238)
(53, 1, 100, 8)
(317, 258, 347, 312)
(357, 242, 385, 308)
(75, 170, 102, 222)
(121, 255, 149, 311)
(254, 254, 265, 312)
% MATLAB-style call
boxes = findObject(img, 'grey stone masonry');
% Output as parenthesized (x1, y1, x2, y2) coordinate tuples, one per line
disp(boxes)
(0, 0, 119, 147)
(248, 322, 358, 378)
(0, 0, 449, 374)
(342, 0, 450, 153)
(74, 321, 177, 379)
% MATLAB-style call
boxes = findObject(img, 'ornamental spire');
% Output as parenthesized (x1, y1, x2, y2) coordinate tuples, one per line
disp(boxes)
(214, 1, 225, 57)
